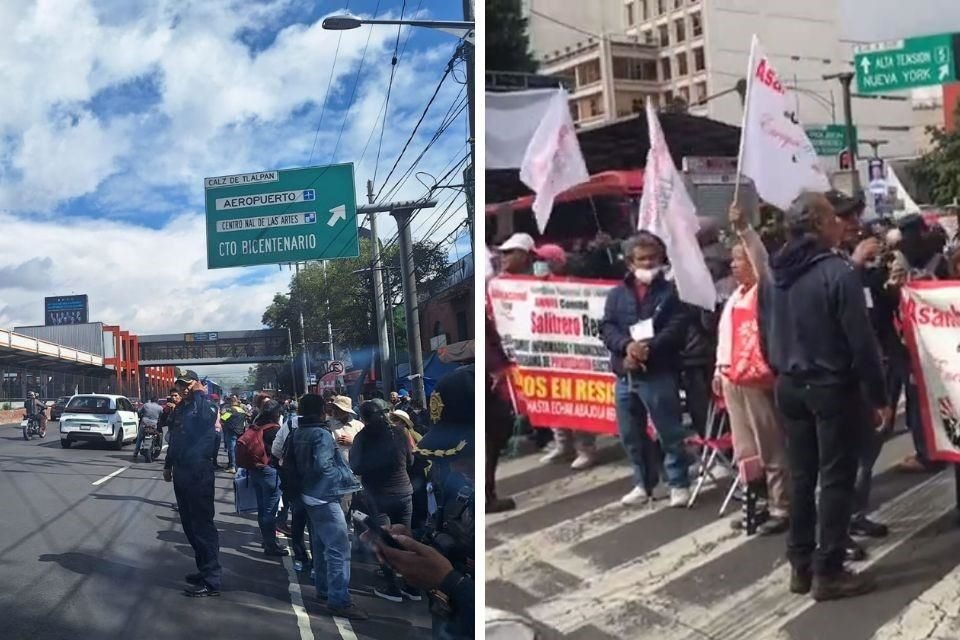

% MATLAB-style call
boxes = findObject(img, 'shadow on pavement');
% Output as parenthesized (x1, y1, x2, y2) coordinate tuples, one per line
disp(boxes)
(38, 551, 183, 592)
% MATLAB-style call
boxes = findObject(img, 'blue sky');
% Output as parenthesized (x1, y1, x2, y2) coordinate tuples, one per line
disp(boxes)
(0, 0, 471, 369)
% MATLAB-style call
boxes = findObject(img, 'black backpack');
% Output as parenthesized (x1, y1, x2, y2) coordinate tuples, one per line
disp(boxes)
(278, 426, 302, 497)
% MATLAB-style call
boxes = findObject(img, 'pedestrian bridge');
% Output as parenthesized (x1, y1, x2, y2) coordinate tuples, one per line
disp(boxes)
(0, 328, 106, 373)
(137, 329, 289, 366)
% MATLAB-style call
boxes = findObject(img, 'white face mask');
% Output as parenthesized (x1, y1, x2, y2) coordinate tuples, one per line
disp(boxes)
(532, 261, 551, 277)
(328, 418, 343, 430)
(633, 267, 659, 284)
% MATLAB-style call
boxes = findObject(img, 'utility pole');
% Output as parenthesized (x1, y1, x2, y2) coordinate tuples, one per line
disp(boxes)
(823, 72, 860, 195)
(293, 262, 309, 396)
(357, 199, 437, 410)
(462, 0, 476, 252)
(367, 179, 393, 394)
(286, 326, 297, 395)
(322, 260, 335, 361)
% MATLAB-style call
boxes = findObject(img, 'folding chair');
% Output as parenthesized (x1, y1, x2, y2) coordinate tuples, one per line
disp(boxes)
(686, 394, 740, 512)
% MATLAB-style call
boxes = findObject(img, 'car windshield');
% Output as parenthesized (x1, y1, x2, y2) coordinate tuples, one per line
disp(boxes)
(65, 397, 115, 413)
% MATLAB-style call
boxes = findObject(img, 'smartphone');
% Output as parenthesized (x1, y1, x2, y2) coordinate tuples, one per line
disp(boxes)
(352, 510, 405, 550)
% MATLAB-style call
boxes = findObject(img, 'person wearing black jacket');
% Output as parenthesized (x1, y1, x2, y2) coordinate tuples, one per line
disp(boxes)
(350, 398, 417, 603)
(757, 191, 891, 602)
(600, 231, 692, 509)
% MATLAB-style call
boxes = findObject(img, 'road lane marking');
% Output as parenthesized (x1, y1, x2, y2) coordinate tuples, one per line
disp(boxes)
(91, 466, 129, 486)
(280, 554, 315, 640)
(333, 617, 359, 640)
(870, 560, 960, 640)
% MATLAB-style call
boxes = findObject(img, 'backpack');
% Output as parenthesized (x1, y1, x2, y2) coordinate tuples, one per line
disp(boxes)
(235, 423, 275, 470)
(278, 425, 301, 497)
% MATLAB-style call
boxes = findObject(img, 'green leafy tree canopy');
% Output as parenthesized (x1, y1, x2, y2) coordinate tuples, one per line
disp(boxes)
(487, 0, 537, 73)
(913, 102, 960, 205)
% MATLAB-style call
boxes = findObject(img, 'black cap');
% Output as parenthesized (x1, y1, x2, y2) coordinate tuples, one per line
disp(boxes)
(175, 367, 199, 384)
(825, 190, 864, 219)
(416, 365, 475, 460)
(896, 213, 925, 231)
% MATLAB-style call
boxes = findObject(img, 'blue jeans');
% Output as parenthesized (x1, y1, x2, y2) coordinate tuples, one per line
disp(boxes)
(614, 372, 690, 490)
(223, 432, 238, 469)
(251, 466, 283, 551)
(304, 500, 352, 608)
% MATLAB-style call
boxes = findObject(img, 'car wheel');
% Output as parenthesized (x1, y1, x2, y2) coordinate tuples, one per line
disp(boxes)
(112, 428, 124, 450)
(60, 439, 72, 449)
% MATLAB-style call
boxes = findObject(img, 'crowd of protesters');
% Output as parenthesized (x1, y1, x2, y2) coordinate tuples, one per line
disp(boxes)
(159, 367, 475, 637)
(485, 191, 957, 602)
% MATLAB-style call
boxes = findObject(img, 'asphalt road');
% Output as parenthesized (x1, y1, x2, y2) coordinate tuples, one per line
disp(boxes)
(0, 423, 432, 640)
(487, 427, 960, 640)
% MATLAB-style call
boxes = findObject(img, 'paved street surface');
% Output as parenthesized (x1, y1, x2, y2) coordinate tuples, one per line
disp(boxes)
(487, 427, 960, 640)
(0, 424, 431, 640)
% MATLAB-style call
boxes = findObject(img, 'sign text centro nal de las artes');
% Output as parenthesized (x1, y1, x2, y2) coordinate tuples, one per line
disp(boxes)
(204, 164, 359, 269)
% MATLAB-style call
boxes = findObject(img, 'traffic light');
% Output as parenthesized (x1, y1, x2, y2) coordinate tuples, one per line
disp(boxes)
(838, 149, 853, 171)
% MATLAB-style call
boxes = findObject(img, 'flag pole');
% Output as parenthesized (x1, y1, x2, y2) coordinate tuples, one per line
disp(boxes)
(733, 34, 759, 208)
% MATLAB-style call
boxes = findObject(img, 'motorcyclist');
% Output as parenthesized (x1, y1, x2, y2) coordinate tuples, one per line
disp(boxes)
(135, 397, 164, 459)
(24, 392, 47, 437)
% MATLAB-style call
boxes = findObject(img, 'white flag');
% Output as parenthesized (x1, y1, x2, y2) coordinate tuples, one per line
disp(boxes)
(738, 34, 829, 210)
(519, 89, 589, 233)
(638, 98, 717, 311)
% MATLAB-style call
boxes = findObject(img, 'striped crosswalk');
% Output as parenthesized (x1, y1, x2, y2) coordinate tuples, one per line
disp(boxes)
(486, 433, 960, 640)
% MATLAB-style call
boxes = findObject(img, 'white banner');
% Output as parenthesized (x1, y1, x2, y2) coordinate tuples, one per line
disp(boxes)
(519, 89, 590, 233)
(638, 99, 717, 311)
(902, 282, 960, 462)
(738, 34, 829, 211)
(485, 89, 563, 170)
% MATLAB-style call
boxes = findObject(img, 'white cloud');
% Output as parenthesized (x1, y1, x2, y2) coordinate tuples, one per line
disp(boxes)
(0, 0, 471, 343)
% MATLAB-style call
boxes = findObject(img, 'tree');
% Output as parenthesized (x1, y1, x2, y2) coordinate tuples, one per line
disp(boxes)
(486, 0, 537, 73)
(260, 238, 454, 367)
(912, 103, 960, 205)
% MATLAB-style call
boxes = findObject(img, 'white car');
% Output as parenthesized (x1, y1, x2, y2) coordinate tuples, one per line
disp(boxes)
(59, 394, 139, 450)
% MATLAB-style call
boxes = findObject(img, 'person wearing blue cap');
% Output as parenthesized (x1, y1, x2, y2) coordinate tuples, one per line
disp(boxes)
(364, 365, 475, 639)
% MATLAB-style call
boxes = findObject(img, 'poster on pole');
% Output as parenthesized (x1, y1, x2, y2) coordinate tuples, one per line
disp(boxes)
(487, 275, 619, 434)
(901, 281, 960, 462)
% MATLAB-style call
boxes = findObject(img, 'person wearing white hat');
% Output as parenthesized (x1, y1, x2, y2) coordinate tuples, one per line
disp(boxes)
(328, 395, 364, 456)
(497, 232, 536, 275)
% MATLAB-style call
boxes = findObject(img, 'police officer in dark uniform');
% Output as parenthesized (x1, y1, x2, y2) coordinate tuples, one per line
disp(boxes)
(163, 368, 222, 597)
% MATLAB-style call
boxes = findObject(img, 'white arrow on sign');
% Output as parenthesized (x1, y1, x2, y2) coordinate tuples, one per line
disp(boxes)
(328, 205, 346, 227)
(860, 57, 871, 75)
(939, 64, 950, 81)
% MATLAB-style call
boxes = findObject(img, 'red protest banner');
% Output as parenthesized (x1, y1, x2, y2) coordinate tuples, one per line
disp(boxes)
(488, 275, 620, 435)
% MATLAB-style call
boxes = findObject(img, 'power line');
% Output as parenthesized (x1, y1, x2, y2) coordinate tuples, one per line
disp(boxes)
(330, 0, 382, 163)
(308, 0, 352, 164)
(373, 0, 407, 187)
(374, 49, 457, 202)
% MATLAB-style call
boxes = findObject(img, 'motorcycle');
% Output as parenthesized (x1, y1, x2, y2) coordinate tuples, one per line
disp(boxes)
(135, 419, 162, 463)
(21, 413, 45, 440)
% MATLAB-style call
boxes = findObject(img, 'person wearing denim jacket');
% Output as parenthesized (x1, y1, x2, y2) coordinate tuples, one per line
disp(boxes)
(287, 393, 365, 620)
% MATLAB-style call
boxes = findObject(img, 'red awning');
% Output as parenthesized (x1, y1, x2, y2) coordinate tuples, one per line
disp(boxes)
(485, 170, 644, 216)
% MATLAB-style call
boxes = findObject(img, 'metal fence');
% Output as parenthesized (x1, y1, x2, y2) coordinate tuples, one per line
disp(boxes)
(0, 366, 113, 404)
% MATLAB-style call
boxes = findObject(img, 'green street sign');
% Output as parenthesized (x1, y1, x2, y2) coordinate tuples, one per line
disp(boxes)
(204, 164, 359, 269)
(855, 33, 957, 93)
(805, 124, 858, 156)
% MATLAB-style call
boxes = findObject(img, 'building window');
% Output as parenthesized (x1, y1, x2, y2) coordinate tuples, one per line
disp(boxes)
(640, 0, 649, 20)
(679, 86, 690, 103)
(658, 24, 669, 46)
(674, 0, 683, 8)
(675, 18, 685, 42)
(657, 0, 666, 15)
(577, 59, 602, 87)
(626, 2, 635, 25)
(613, 57, 659, 81)
(632, 97, 644, 113)
(693, 46, 705, 71)
(694, 81, 707, 103)
(691, 11, 702, 36)
(664, 90, 674, 103)
(569, 101, 580, 122)
(677, 52, 688, 76)
(641, 29, 654, 45)
(660, 57, 672, 80)
(588, 96, 604, 117)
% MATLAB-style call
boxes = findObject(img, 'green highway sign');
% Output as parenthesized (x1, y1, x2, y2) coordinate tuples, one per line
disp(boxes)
(204, 164, 358, 269)
(805, 124, 858, 156)
(855, 33, 957, 93)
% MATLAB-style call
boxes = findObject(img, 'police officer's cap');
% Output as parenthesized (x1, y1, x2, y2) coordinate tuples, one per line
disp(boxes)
(415, 365, 474, 460)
